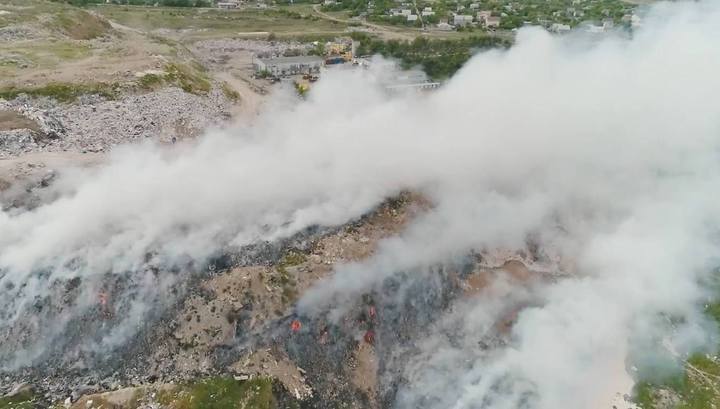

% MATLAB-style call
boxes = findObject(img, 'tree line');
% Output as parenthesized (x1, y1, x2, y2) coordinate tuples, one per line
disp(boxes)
(352, 33, 512, 79)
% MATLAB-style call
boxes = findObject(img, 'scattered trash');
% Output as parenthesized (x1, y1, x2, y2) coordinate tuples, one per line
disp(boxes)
(318, 327, 329, 344)
(98, 291, 112, 319)
(363, 330, 375, 345)
(1, 87, 233, 158)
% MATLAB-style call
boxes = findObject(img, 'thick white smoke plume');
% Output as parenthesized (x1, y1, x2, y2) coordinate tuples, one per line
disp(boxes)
(2, 0, 720, 406)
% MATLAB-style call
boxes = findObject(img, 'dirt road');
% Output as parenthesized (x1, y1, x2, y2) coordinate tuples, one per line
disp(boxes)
(215, 71, 267, 120)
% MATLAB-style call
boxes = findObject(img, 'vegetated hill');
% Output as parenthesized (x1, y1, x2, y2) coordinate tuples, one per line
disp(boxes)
(633, 302, 720, 409)
(52, 8, 112, 40)
(0, 0, 112, 40)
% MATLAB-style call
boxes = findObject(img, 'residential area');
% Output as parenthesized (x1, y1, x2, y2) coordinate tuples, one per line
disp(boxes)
(97, 0, 643, 33)
(319, 0, 641, 32)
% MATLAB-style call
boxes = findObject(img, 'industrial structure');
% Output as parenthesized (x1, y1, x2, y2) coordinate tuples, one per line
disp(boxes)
(254, 56, 324, 76)
(357, 64, 443, 93)
(217, 0, 240, 9)
(385, 82, 441, 92)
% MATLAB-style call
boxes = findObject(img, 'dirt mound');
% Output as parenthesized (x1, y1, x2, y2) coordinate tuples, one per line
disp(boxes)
(0, 110, 41, 134)
(53, 10, 112, 41)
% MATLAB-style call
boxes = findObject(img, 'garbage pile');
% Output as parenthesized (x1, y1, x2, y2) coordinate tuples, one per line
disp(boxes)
(0, 85, 233, 158)
(0, 192, 553, 409)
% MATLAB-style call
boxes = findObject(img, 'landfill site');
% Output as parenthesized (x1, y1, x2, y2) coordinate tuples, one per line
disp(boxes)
(3, 1, 720, 409)
(0, 186, 557, 409)
(0, 3, 528, 409)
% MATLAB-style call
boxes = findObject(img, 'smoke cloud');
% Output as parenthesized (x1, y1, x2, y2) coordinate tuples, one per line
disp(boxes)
(2, 1, 720, 407)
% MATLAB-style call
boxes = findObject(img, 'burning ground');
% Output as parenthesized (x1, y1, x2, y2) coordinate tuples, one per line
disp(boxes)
(0, 191, 465, 406)
(0, 190, 571, 409)
(4, 2, 720, 409)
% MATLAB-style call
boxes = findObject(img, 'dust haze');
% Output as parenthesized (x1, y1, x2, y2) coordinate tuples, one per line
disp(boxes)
(3, 1, 720, 408)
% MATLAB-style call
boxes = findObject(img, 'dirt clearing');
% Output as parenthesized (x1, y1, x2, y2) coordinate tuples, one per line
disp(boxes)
(0, 111, 41, 133)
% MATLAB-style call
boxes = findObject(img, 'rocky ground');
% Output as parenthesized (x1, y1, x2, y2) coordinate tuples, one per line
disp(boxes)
(0, 34, 320, 159)
(0, 0, 303, 160)
(193, 39, 315, 62)
(0, 86, 234, 158)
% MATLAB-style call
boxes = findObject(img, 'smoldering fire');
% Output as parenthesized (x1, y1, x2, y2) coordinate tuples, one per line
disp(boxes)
(2, 2, 720, 408)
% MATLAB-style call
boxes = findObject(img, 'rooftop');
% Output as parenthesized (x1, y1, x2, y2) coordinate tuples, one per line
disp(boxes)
(257, 55, 325, 65)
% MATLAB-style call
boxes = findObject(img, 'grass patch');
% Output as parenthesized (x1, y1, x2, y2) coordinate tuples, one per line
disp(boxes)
(138, 73, 165, 90)
(0, 389, 35, 409)
(280, 251, 307, 268)
(0, 82, 116, 102)
(157, 377, 275, 409)
(165, 63, 211, 94)
(688, 354, 720, 377)
(633, 302, 720, 408)
(221, 82, 240, 101)
(634, 381, 658, 409)
(89, 5, 346, 39)
(273, 251, 305, 305)
(705, 302, 720, 324)
(136, 63, 211, 95)
(281, 284, 298, 305)
(0, 41, 90, 72)
(53, 9, 111, 40)
(48, 41, 92, 60)
(670, 357, 720, 409)
(277, 3, 316, 16)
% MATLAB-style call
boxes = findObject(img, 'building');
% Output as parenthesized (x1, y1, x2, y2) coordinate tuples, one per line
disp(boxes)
(453, 14, 474, 27)
(485, 16, 501, 28)
(254, 56, 324, 76)
(631, 14, 641, 28)
(436, 22, 454, 31)
(550, 23, 571, 33)
(384, 69, 440, 92)
(386, 82, 441, 92)
(476, 10, 491, 23)
(477, 11, 501, 28)
(585, 24, 604, 33)
(391, 8, 412, 16)
(218, 0, 240, 9)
